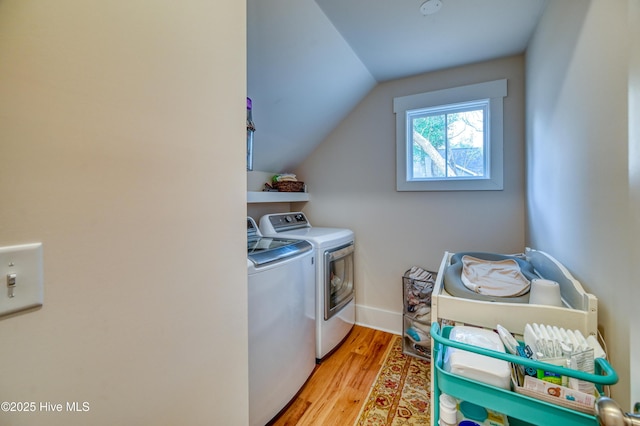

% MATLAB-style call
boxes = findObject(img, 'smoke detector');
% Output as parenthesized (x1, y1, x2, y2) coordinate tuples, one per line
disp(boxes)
(420, 0, 443, 15)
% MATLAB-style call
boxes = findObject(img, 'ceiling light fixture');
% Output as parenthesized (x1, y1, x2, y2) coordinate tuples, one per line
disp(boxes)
(420, 0, 442, 15)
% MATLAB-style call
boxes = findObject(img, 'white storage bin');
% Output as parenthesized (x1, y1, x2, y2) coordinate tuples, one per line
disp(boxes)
(443, 326, 511, 390)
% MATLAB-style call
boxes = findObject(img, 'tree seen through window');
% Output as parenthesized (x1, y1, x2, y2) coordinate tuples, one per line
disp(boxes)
(411, 105, 486, 180)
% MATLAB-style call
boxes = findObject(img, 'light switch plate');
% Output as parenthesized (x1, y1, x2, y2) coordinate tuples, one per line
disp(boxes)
(0, 243, 43, 318)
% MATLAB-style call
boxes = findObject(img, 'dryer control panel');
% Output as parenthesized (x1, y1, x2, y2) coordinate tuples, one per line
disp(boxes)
(263, 212, 310, 233)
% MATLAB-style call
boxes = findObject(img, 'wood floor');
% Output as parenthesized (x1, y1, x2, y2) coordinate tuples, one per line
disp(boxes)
(269, 325, 396, 426)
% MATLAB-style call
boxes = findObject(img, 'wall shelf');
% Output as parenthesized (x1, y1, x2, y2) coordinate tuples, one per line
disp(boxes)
(247, 191, 309, 203)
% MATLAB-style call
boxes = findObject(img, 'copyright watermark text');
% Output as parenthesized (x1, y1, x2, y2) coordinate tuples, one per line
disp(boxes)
(1, 401, 90, 413)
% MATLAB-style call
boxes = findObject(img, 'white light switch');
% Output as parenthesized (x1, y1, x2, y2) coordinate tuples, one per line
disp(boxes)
(0, 243, 43, 318)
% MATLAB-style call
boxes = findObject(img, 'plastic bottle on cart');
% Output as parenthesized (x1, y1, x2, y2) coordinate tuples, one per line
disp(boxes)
(439, 393, 458, 426)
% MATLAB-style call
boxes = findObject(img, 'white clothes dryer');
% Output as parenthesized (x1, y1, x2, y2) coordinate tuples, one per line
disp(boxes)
(259, 212, 355, 361)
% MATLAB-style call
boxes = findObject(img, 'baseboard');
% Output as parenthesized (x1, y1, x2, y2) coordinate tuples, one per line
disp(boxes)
(354, 304, 402, 335)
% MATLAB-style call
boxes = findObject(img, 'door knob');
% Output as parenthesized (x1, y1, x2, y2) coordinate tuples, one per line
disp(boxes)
(595, 396, 640, 426)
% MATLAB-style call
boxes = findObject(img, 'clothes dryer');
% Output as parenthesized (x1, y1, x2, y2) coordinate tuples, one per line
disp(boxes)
(259, 212, 355, 361)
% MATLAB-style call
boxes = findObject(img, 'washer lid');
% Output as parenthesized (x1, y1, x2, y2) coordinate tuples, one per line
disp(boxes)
(247, 236, 312, 266)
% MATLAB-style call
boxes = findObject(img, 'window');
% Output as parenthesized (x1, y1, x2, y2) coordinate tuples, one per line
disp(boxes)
(394, 79, 507, 191)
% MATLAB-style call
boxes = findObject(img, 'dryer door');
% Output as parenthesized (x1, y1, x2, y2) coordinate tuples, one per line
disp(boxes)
(324, 243, 355, 320)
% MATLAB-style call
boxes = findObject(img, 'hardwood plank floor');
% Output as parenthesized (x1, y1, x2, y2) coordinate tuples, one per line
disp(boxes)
(269, 325, 396, 426)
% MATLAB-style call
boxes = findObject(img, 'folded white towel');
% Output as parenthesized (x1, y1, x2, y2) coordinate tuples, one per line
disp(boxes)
(461, 255, 530, 297)
(276, 173, 297, 182)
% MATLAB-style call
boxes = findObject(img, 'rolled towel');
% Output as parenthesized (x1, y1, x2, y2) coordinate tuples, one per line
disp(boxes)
(415, 305, 431, 316)
(413, 322, 431, 335)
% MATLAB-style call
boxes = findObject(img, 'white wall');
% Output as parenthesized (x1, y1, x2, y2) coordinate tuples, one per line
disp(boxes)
(0, 1, 248, 425)
(526, 0, 633, 408)
(296, 56, 527, 333)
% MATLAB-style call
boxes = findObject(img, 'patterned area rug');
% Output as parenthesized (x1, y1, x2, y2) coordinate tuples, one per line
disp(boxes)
(354, 336, 431, 426)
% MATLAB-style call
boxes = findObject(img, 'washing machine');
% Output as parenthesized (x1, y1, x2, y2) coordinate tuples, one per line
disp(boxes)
(247, 217, 315, 426)
(259, 212, 355, 361)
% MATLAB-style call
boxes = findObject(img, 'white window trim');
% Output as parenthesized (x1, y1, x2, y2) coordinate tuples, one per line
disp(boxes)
(394, 79, 507, 191)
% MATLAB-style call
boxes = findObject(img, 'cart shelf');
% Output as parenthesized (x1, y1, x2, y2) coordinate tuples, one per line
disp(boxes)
(430, 322, 618, 426)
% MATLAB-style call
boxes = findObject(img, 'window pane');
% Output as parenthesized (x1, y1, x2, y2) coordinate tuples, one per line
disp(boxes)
(411, 108, 485, 180)
(411, 114, 446, 178)
(447, 109, 485, 177)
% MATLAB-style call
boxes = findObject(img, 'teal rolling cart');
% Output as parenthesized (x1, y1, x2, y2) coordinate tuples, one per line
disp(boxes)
(430, 322, 619, 426)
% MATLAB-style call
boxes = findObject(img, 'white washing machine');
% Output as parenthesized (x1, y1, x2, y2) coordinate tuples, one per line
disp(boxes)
(259, 212, 355, 361)
(247, 217, 315, 426)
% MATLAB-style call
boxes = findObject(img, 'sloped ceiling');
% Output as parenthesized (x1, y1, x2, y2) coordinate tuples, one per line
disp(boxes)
(247, 0, 547, 173)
